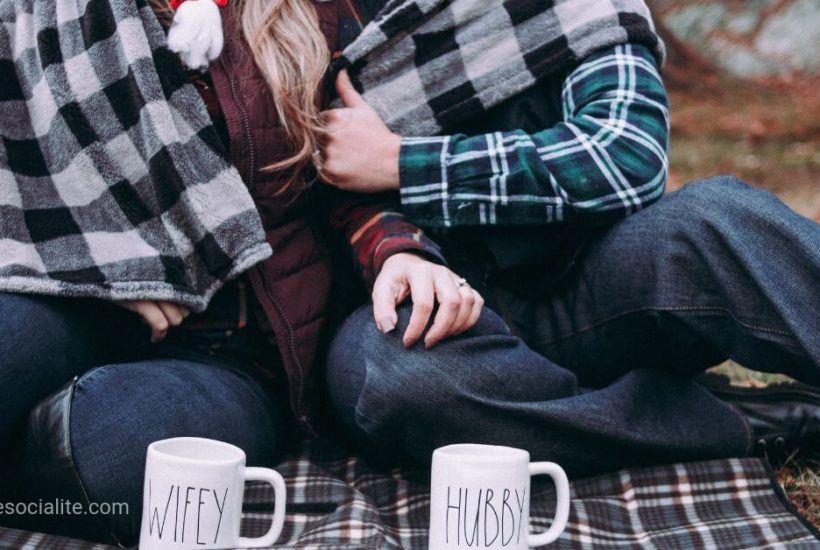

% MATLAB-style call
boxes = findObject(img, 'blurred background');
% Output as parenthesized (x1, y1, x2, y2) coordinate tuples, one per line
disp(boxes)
(650, 0, 819, 220)
(649, 0, 819, 525)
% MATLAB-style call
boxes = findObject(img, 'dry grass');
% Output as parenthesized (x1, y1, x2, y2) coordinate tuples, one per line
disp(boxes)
(669, 74, 820, 530)
(711, 364, 820, 529)
(776, 455, 820, 530)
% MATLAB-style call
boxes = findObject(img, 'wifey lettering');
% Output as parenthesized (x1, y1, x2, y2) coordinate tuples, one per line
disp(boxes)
(146, 479, 229, 545)
(443, 486, 527, 547)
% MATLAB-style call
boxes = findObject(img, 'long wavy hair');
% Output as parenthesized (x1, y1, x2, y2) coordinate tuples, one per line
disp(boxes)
(239, 0, 328, 189)
(150, 0, 329, 190)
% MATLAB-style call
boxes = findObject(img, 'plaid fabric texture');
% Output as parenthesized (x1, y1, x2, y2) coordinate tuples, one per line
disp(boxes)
(322, 187, 446, 287)
(335, 0, 664, 137)
(398, 43, 669, 227)
(0, 0, 271, 312)
(2, 440, 818, 549)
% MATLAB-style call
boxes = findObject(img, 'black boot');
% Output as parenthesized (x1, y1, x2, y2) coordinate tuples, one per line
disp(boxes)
(699, 373, 820, 462)
(1, 377, 124, 546)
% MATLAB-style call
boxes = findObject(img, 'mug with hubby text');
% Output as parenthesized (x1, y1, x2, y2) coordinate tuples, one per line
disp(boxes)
(429, 444, 570, 549)
(139, 437, 286, 550)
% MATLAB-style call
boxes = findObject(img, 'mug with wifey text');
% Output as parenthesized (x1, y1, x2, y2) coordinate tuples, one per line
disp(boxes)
(139, 437, 286, 550)
(429, 444, 570, 549)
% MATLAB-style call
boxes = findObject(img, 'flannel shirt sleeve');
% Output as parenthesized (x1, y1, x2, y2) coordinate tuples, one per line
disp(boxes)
(324, 187, 446, 288)
(398, 44, 670, 227)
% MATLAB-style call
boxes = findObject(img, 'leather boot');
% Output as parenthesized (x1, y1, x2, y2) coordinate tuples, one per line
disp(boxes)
(3, 377, 124, 546)
(699, 373, 820, 462)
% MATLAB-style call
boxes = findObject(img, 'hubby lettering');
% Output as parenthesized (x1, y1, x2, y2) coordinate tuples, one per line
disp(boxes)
(444, 486, 526, 546)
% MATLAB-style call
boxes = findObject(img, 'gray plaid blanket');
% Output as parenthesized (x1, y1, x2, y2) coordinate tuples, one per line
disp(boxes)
(337, 0, 665, 135)
(0, 0, 271, 312)
(1, 440, 817, 549)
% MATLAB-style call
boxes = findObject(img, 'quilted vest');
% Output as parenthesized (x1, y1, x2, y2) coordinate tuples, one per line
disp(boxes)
(209, 0, 347, 434)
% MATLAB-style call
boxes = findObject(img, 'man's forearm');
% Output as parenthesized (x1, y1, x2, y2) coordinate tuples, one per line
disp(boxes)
(398, 43, 670, 228)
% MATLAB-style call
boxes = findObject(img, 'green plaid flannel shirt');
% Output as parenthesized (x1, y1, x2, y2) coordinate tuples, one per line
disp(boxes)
(399, 44, 669, 227)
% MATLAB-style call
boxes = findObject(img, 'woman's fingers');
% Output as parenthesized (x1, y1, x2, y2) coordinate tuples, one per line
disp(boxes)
(464, 289, 484, 334)
(372, 253, 486, 348)
(403, 271, 435, 348)
(115, 300, 189, 343)
(423, 273, 463, 349)
(136, 302, 170, 343)
(449, 282, 478, 336)
(157, 301, 187, 328)
(425, 276, 485, 348)
(372, 276, 402, 334)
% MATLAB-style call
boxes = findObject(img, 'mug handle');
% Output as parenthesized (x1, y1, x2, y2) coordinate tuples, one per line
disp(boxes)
(236, 467, 287, 548)
(527, 462, 570, 547)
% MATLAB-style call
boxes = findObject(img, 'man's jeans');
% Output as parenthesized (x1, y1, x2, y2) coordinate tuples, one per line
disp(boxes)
(326, 177, 820, 476)
(0, 294, 286, 544)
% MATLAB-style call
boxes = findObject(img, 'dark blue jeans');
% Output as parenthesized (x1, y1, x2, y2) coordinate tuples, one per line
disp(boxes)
(0, 293, 287, 544)
(326, 177, 820, 476)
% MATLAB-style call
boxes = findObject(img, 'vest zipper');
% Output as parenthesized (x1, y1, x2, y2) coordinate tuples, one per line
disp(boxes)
(270, 285, 311, 434)
(219, 56, 257, 191)
(254, 264, 314, 436)
(220, 55, 313, 434)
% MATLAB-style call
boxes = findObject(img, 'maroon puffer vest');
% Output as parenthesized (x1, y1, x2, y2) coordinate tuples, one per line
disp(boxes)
(209, 1, 345, 434)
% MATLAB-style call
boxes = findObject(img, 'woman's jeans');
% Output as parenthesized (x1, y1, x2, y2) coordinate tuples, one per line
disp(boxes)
(326, 177, 820, 477)
(0, 295, 287, 545)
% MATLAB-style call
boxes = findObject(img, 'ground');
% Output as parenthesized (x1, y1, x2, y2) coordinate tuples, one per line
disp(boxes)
(667, 74, 819, 528)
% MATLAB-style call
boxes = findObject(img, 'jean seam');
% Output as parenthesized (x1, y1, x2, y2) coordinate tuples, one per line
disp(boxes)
(722, 399, 755, 456)
(74, 364, 118, 389)
(533, 305, 794, 348)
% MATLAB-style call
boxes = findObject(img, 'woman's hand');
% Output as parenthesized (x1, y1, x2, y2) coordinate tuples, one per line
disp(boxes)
(372, 253, 484, 349)
(319, 71, 401, 193)
(116, 301, 191, 343)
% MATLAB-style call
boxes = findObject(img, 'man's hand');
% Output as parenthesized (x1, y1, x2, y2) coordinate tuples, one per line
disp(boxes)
(372, 253, 484, 349)
(319, 70, 401, 193)
(116, 301, 190, 343)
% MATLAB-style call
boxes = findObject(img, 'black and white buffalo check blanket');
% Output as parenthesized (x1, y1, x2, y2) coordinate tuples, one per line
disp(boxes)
(1, 439, 818, 549)
(336, 0, 665, 136)
(0, 0, 271, 311)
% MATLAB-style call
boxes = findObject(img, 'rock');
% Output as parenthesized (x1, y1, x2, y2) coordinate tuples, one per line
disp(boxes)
(657, 0, 820, 77)
(755, 0, 820, 74)
(664, 3, 728, 43)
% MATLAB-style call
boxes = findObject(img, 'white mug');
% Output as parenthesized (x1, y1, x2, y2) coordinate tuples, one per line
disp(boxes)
(139, 437, 286, 550)
(429, 444, 570, 549)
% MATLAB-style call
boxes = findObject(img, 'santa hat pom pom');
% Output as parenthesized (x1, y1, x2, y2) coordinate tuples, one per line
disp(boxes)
(167, 0, 226, 70)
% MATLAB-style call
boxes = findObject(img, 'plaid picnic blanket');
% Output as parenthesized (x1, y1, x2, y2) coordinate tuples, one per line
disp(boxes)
(0, 0, 271, 312)
(1, 439, 817, 549)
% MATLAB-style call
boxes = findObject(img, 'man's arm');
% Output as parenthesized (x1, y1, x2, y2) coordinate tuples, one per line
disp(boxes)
(398, 43, 669, 227)
(321, 43, 669, 228)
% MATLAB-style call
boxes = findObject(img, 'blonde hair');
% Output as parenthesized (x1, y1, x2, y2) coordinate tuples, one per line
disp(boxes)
(150, 0, 329, 191)
(239, 0, 329, 190)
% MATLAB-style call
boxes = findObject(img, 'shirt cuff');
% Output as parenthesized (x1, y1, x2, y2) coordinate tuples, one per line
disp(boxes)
(370, 233, 446, 287)
(398, 136, 453, 227)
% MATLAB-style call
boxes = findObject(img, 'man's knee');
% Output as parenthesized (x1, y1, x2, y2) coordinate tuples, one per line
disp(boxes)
(327, 303, 577, 441)
(642, 175, 782, 259)
(667, 176, 776, 227)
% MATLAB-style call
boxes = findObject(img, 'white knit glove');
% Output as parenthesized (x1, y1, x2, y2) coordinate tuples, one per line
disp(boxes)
(167, 0, 224, 70)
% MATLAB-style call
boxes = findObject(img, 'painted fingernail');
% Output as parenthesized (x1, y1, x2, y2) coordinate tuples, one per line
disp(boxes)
(379, 317, 396, 333)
